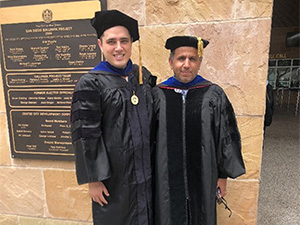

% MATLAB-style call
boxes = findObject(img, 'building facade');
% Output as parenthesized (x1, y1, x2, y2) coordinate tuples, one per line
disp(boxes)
(0, 0, 275, 224)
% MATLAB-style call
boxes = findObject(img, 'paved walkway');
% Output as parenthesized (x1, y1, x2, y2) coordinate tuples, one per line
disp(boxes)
(257, 105, 300, 225)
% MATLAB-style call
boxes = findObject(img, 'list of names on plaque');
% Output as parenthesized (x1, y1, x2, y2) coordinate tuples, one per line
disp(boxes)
(11, 110, 72, 155)
(2, 20, 98, 70)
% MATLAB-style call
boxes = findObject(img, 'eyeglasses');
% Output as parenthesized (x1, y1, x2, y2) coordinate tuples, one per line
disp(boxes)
(216, 188, 232, 218)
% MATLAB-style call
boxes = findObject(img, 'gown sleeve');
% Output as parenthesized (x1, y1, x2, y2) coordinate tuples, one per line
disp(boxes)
(71, 74, 111, 185)
(215, 88, 246, 179)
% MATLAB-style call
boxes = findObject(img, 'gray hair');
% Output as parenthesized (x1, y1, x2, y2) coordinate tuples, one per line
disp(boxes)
(169, 51, 175, 60)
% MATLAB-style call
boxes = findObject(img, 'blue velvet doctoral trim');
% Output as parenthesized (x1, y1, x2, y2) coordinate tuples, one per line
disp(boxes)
(162, 75, 206, 88)
(91, 59, 134, 76)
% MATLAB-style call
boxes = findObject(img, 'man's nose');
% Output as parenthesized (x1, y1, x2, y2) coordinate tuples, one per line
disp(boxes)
(183, 59, 190, 68)
(115, 41, 122, 51)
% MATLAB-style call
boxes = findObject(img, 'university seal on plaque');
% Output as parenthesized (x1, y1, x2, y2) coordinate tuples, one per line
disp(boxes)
(42, 9, 53, 23)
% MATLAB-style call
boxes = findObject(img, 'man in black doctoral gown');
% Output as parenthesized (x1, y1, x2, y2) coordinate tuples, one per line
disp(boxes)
(152, 36, 245, 225)
(71, 10, 156, 225)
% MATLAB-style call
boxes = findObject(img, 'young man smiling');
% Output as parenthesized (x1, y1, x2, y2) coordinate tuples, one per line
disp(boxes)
(97, 25, 132, 69)
(71, 10, 156, 225)
(152, 36, 245, 225)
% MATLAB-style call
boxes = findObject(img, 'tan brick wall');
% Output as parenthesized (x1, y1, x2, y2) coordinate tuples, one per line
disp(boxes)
(0, 0, 273, 224)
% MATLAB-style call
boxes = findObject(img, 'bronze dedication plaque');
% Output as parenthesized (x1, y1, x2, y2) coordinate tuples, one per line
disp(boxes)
(0, 1, 102, 160)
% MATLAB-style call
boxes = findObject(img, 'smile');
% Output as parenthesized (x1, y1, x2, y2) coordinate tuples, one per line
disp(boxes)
(114, 54, 125, 59)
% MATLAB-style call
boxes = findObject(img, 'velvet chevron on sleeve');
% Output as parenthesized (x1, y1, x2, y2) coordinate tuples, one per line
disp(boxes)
(71, 74, 111, 185)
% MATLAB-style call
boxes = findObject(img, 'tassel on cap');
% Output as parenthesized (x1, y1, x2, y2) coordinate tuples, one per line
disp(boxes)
(197, 37, 204, 58)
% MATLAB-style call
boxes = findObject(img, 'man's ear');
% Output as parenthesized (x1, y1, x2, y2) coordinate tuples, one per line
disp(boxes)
(168, 58, 173, 70)
(97, 39, 103, 52)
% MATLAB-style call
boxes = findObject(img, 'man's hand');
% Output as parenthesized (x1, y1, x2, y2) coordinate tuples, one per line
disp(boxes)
(217, 178, 227, 198)
(89, 181, 110, 206)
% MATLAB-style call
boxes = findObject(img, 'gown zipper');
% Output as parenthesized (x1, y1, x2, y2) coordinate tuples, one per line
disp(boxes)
(181, 90, 191, 224)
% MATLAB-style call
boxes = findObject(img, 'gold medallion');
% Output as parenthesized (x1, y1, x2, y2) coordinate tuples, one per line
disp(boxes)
(131, 94, 139, 105)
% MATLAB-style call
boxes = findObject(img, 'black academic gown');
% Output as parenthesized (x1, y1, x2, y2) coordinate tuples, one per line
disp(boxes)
(71, 65, 155, 225)
(152, 80, 245, 225)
